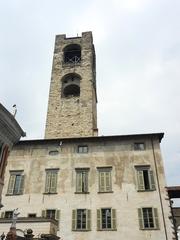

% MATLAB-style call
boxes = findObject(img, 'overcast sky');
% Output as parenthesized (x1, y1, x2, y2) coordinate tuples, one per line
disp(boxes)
(0, 0, 179, 191)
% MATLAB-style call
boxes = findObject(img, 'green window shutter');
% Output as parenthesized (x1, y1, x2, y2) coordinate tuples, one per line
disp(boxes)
(97, 209, 101, 230)
(1, 212, 5, 218)
(87, 209, 91, 230)
(76, 172, 82, 192)
(149, 170, 156, 190)
(137, 170, 144, 191)
(99, 172, 105, 192)
(45, 172, 51, 193)
(83, 172, 88, 192)
(19, 175, 25, 194)
(55, 209, 60, 221)
(112, 209, 117, 230)
(42, 210, 46, 218)
(72, 210, 76, 230)
(7, 175, 16, 194)
(50, 172, 57, 193)
(153, 208, 159, 229)
(105, 171, 111, 192)
(138, 208, 144, 229)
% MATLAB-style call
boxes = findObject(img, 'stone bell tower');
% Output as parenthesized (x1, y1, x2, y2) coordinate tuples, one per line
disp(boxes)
(45, 32, 98, 139)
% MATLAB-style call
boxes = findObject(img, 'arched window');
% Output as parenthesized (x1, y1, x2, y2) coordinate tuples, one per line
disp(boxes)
(63, 44, 81, 64)
(61, 73, 81, 98)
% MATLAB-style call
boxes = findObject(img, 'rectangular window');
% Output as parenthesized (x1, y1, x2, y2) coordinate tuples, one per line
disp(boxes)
(7, 171, 24, 195)
(138, 208, 159, 230)
(97, 208, 116, 230)
(45, 169, 58, 194)
(42, 209, 60, 221)
(77, 145, 88, 153)
(76, 169, 89, 193)
(134, 143, 145, 151)
(28, 213, 36, 218)
(46, 209, 56, 219)
(4, 211, 13, 219)
(72, 209, 91, 231)
(136, 166, 156, 191)
(98, 167, 112, 192)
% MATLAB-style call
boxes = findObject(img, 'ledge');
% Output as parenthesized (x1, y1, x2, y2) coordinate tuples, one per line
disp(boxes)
(0, 217, 58, 225)
(43, 192, 58, 195)
(98, 191, 113, 194)
(74, 192, 90, 194)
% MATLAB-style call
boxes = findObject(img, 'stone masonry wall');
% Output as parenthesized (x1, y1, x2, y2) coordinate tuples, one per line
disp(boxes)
(45, 32, 97, 139)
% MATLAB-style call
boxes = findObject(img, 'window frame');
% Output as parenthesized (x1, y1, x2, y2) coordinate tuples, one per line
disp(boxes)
(75, 168, 89, 193)
(7, 171, 24, 195)
(135, 166, 156, 191)
(72, 209, 91, 231)
(134, 142, 145, 151)
(97, 208, 116, 231)
(138, 207, 159, 230)
(97, 167, 112, 193)
(42, 209, 60, 221)
(44, 169, 59, 194)
(77, 145, 88, 154)
(4, 211, 13, 219)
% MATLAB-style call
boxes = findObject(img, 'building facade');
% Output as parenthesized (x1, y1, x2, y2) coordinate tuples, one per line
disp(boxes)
(0, 32, 173, 240)
(0, 103, 25, 207)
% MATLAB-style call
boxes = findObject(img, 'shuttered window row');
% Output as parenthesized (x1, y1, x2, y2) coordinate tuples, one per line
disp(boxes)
(6, 165, 156, 195)
(72, 208, 117, 231)
(0, 207, 160, 231)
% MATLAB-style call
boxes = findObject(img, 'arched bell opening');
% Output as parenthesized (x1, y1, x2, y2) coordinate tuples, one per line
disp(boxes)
(61, 73, 81, 98)
(63, 44, 81, 64)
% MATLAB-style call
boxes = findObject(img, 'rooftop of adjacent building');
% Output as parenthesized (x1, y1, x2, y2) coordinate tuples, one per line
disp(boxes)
(0, 103, 25, 144)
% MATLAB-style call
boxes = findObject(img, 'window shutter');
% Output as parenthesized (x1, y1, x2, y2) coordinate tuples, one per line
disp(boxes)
(42, 210, 46, 218)
(149, 170, 156, 190)
(1, 212, 5, 218)
(19, 175, 25, 194)
(112, 209, 117, 230)
(72, 210, 76, 230)
(87, 209, 91, 230)
(55, 209, 60, 221)
(76, 172, 82, 192)
(138, 208, 143, 229)
(7, 175, 16, 194)
(105, 171, 111, 191)
(97, 209, 101, 230)
(45, 172, 51, 193)
(137, 171, 144, 190)
(153, 208, 159, 229)
(83, 172, 88, 192)
(50, 172, 57, 193)
(99, 172, 105, 192)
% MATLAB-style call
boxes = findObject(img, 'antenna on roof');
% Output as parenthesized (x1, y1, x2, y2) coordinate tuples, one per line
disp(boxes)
(12, 104, 17, 117)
